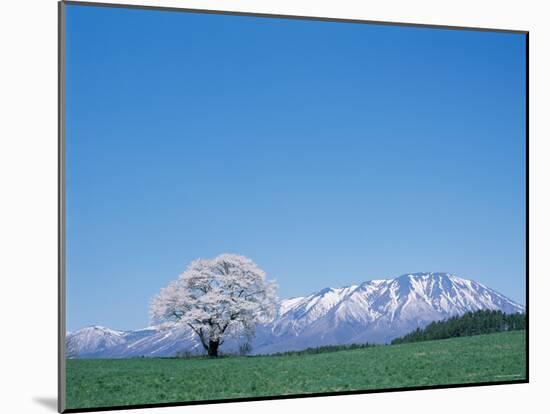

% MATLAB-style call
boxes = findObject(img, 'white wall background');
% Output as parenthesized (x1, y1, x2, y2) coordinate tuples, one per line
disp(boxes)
(0, 0, 547, 413)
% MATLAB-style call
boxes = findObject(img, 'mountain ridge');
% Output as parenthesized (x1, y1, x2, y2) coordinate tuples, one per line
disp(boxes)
(66, 272, 524, 358)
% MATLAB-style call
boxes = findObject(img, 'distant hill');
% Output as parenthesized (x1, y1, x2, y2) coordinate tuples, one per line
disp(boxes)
(391, 309, 526, 345)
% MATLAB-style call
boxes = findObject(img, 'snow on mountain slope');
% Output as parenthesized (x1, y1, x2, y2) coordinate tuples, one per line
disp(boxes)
(65, 325, 204, 359)
(66, 326, 127, 358)
(66, 272, 524, 358)
(252, 272, 523, 353)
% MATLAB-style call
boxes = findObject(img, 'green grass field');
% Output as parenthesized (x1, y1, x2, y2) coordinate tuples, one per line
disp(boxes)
(66, 331, 526, 409)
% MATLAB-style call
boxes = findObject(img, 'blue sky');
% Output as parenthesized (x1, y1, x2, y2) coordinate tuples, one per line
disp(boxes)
(65, 5, 526, 331)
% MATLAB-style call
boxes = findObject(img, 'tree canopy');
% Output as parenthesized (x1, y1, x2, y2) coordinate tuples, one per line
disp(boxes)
(150, 254, 277, 357)
(391, 310, 526, 345)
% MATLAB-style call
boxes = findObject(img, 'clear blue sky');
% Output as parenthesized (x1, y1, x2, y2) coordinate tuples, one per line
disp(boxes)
(65, 4, 526, 331)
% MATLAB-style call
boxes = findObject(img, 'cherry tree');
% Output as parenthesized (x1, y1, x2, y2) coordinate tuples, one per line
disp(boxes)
(150, 254, 277, 357)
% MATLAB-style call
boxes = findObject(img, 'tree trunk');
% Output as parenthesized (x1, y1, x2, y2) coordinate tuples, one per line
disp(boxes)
(207, 340, 219, 357)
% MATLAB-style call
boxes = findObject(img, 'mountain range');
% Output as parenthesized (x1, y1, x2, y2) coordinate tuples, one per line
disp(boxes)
(66, 272, 524, 358)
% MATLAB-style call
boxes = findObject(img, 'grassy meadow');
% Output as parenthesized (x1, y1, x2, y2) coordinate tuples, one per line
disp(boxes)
(66, 330, 526, 410)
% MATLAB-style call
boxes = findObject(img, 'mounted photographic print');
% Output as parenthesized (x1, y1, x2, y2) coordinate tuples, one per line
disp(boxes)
(58, 1, 528, 412)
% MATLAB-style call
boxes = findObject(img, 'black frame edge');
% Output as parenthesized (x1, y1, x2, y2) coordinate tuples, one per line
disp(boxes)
(525, 31, 530, 383)
(63, 379, 529, 413)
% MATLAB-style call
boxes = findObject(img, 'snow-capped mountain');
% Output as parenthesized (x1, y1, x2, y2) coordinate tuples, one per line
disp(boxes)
(66, 272, 524, 358)
(66, 326, 127, 358)
(252, 272, 524, 353)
